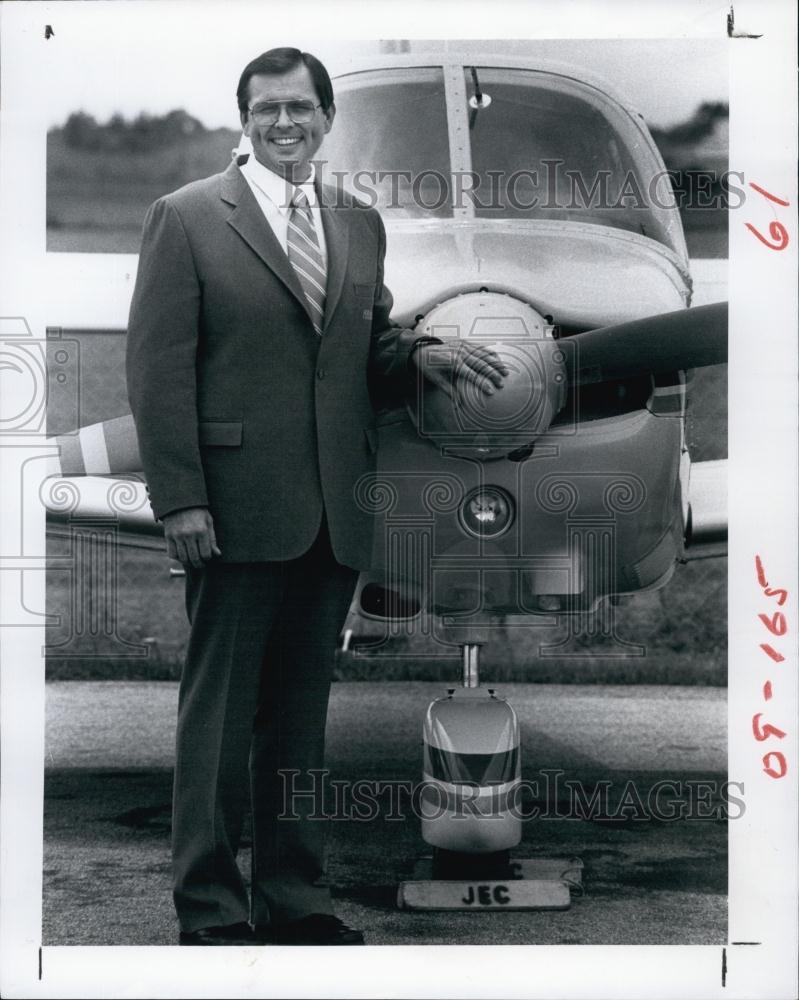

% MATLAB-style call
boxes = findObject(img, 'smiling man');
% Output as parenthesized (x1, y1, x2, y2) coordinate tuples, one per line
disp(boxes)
(242, 59, 333, 181)
(126, 47, 506, 947)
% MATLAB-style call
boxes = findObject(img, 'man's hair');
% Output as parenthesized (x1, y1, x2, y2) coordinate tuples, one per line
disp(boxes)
(236, 48, 334, 115)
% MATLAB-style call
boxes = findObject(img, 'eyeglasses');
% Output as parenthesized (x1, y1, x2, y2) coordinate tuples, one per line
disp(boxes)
(248, 101, 322, 126)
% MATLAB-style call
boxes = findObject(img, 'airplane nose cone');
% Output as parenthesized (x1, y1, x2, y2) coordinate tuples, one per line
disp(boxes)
(408, 292, 567, 458)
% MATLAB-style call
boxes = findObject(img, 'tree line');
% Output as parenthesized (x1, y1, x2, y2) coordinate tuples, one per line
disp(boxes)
(58, 109, 209, 152)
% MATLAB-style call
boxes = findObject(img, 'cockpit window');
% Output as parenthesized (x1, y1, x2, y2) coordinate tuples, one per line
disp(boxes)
(464, 68, 671, 243)
(317, 68, 452, 217)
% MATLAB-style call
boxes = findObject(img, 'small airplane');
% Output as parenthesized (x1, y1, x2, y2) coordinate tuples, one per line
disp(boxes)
(43, 53, 727, 893)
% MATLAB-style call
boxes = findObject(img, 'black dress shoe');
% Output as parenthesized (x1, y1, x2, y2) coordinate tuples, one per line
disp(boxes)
(255, 914, 365, 945)
(179, 922, 254, 946)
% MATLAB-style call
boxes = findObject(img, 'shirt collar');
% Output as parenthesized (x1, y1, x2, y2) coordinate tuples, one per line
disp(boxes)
(241, 154, 317, 213)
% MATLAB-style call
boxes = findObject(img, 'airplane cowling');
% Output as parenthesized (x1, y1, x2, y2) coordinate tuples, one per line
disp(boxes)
(406, 291, 568, 459)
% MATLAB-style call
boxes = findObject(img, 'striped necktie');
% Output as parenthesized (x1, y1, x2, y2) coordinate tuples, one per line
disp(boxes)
(287, 187, 326, 336)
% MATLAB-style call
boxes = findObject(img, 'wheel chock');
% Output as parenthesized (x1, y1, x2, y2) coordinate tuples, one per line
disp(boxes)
(397, 856, 583, 911)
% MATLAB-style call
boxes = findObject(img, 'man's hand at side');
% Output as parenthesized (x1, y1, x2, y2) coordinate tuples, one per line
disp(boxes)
(162, 507, 221, 568)
(410, 341, 509, 398)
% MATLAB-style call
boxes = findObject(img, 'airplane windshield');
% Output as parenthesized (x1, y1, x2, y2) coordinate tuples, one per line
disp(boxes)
(465, 68, 663, 238)
(319, 68, 453, 217)
(321, 65, 676, 248)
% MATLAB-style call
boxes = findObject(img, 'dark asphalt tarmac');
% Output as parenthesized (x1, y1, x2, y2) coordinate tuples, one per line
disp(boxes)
(44, 681, 727, 946)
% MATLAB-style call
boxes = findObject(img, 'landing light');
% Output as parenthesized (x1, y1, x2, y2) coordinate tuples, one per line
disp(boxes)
(459, 487, 514, 539)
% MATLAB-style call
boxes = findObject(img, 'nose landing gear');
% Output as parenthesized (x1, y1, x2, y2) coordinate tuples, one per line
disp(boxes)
(397, 642, 583, 911)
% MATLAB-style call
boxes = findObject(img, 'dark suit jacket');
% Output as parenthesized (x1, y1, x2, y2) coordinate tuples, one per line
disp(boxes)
(126, 155, 421, 568)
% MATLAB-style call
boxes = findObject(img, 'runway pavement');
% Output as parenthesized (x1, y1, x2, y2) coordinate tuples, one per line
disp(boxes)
(43, 681, 727, 946)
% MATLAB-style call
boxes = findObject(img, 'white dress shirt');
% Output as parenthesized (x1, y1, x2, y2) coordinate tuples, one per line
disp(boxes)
(239, 155, 328, 269)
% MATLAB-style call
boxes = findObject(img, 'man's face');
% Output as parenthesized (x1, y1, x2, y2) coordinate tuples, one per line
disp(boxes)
(241, 64, 335, 182)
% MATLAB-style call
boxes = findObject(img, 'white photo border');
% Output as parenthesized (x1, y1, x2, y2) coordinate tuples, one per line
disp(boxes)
(1, 1, 796, 997)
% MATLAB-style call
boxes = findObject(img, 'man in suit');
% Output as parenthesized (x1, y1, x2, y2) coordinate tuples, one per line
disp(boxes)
(126, 47, 506, 946)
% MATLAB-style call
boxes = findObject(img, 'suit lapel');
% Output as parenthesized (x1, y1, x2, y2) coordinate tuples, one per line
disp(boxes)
(318, 182, 349, 332)
(221, 158, 315, 326)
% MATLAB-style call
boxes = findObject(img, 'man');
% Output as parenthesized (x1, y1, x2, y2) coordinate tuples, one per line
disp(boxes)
(126, 47, 506, 946)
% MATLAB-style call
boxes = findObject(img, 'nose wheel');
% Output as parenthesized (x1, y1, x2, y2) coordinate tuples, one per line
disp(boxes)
(397, 643, 584, 911)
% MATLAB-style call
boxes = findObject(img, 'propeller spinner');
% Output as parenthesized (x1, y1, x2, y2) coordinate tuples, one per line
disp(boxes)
(407, 293, 728, 458)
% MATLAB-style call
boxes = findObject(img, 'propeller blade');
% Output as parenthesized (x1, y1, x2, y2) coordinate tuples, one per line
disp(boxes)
(566, 302, 728, 386)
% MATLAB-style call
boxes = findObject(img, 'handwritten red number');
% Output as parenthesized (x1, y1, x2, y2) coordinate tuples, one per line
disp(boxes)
(756, 557, 789, 605)
(754, 556, 789, 779)
(762, 751, 788, 779)
(746, 187, 791, 250)
(749, 182, 790, 207)
(758, 611, 787, 636)
(765, 587, 788, 606)
(745, 220, 790, 251)
(752, 713, 787, 742)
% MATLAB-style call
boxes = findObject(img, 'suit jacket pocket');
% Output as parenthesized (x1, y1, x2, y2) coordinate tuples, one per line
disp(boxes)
(199, 421, 243, 446)
(353, 282, 377, 299)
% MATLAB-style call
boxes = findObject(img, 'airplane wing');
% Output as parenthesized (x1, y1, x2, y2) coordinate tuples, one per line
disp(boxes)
(44, 420, 728, 553)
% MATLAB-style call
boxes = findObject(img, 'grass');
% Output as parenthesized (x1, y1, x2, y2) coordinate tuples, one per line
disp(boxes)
(45, 530, 726, 684)
(47, 129, 239, 252)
